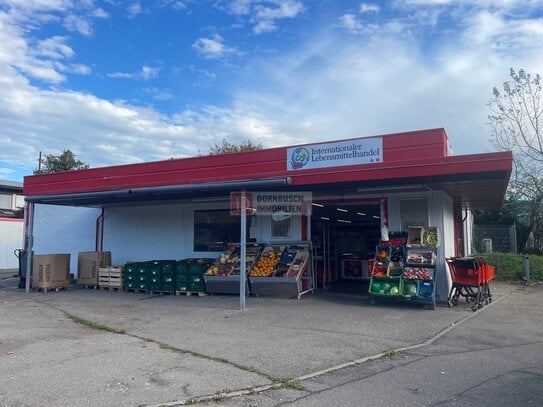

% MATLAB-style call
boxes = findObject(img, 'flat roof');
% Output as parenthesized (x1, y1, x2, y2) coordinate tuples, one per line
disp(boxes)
(23, 128, 512, 210)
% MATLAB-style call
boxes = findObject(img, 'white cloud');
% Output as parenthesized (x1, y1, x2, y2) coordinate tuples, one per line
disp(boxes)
(32, 36, 74, 59)
(227, 0, 253, 15)
(127, 2, 142, 19)
(92, 7, 109, 19)
(251, 0, 304, 34)
(220, 0, 304, 34)
(63, 14, 93, 36)
(192, 34, 238, 59)
(107, 65, 162, 80)
(339, 13, 364, 34)
(359, 3, 380, 13)
(141, 65, 161, 80)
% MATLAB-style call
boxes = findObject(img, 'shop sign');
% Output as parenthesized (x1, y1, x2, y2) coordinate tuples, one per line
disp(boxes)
(286, 137, 382, 171)
(230, 192, 312, 216)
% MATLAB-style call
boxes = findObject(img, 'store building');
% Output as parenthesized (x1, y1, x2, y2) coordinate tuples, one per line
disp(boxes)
(23, 128, 512, 301)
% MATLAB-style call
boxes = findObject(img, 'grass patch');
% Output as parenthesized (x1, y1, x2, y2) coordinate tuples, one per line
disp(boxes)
(479, 253, 543, 282)
(381, 350, 405, 360)
(269, 375, 304, 391)
(66, 314, 126, 334)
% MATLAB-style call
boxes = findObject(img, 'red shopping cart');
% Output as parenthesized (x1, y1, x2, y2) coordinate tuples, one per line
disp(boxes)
(445, 257, 494, 312)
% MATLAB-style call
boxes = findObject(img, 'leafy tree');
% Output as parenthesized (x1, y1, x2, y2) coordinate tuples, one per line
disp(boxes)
(488, 68, 543, 253)
(207, 138, 263, 155)
(34, 150, 89, 174)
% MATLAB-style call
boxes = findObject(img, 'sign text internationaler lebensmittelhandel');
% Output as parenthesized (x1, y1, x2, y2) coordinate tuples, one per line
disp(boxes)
(286, 137, 383, 171)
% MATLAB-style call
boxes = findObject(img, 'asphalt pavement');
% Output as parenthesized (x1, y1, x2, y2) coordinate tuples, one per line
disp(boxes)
(1, 274, 540, 406)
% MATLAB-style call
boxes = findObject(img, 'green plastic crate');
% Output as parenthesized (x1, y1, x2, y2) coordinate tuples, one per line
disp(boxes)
(124, 263, 138, 274)
(161, 261, 177, 274)
(189, 281, 205, 292)
(175, 281, 189, 292)
(176, 260, 190, 275)
(175, 273, 188, 283)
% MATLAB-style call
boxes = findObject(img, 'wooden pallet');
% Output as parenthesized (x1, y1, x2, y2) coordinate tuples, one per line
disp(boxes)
(175, 290, 207, 297)
(99, 286, 124, 292)
(33, 286, 71, 294)
(78, 284, 98, 290)
(124, 287, 149, 294)
(149, 290, 175, 296)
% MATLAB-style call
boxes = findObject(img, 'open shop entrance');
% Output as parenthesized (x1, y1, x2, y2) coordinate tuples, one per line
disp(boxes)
(311, 199, 383, 295)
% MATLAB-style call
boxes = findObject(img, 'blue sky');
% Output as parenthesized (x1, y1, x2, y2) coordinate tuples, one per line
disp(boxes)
(0, 0, 542, 182)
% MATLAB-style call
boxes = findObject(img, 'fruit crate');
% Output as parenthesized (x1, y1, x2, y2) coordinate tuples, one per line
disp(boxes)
(369, 276, 402, 298)
(401, 280, 419, 299)
(402, 267, 434, 281)
(416, 280, 435, 302)
(405, 246, 436, 267)
(374, 246, 392, 262)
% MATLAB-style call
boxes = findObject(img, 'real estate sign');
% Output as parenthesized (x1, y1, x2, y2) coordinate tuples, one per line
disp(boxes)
(231, 192, 312, 216)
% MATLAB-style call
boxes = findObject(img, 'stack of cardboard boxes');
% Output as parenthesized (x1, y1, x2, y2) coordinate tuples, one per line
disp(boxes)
(77, 251, 112, 287)
(32, 254, 71, 290)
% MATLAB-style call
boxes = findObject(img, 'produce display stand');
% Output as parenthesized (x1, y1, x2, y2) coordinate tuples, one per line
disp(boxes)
(249, 244, 313, 299)
(369, 230, 438, 310)
(445, 257, 494, 312)
(203, 244, 261, 295)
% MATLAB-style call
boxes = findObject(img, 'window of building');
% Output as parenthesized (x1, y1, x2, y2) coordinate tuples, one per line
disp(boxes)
(271, 216, 292, 238)
(0, 193, 11, 209)
(194, 210, 240, 252)
(400, 198, 429, 231)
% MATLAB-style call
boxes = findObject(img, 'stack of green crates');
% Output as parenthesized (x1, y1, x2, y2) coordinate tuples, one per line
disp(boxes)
(175, 259, 211, 293)
(148, 261, 161, 291)
(174, 260, 190, 292)
(188, 259, 209, 292)
(160, 260, 176, 292)
(124, 262, 138, 289)
(124, 262, 149, 290)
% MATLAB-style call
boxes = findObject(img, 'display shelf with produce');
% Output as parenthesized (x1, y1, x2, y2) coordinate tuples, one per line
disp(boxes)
(369, 236, 438, 310)
(203, 244, 261, 295)
(249, 243, 313, 299)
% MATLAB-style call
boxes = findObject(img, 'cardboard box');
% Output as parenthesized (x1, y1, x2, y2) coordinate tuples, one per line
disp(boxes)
(33, 254, 71, 289)
(77, 251, 112, 285)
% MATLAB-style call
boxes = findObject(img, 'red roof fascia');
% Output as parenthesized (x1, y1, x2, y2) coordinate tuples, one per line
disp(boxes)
(22, 128, 472, 197)
(290, 151, 512, 186)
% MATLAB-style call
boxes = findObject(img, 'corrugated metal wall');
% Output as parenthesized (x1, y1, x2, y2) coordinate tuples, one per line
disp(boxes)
(103, 202, 304, 266)
(104, 204, 192, 265)
(33, 204, 101, 275)
(0, 220, 23, 269)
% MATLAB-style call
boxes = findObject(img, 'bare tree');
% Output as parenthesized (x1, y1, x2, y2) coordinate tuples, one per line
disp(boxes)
(489, 68, 543, 252)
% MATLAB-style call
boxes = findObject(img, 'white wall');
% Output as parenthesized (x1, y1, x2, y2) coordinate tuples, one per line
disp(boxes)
(0, 219, 24, 269)
(33, 204, 101, 276)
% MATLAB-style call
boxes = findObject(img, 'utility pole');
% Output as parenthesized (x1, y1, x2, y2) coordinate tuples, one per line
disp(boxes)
(37, 151, 42, 173)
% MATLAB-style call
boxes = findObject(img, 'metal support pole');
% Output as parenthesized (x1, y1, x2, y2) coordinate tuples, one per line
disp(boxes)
(523, 255, 530, 286)
(306, 205, 314, 292)
(240, 190, 247, 311)
(25, 202, 35, 293)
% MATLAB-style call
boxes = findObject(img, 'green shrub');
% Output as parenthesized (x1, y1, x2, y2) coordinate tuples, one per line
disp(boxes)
(478, 253, 543, 282)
